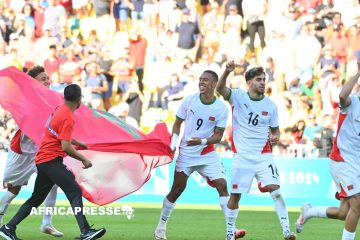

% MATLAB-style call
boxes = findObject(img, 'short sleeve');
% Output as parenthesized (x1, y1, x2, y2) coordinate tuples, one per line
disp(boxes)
(270, 103, 279, 128)
(57, 117, 73, 141)
(176, 96, 189, 120)
(216, 106, 228, 129)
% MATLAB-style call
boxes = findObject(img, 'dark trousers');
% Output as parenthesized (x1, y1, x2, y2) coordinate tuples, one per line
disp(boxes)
(7, 157, 90, 234)
(136, 67, 144, 93)
(247, 20, 266, 52)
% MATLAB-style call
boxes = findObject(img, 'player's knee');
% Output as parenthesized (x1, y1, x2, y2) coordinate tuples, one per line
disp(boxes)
(214, 180, 228, 194)
(270, 189, 282, 201)
(338, 210, 348, 220)
(172, 184, 186, 196)
(8, 186, 21, 195)
(229, 193, 241, 203)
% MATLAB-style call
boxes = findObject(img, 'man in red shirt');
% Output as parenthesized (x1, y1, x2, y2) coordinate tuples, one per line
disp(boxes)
(0, 84, 106, 240)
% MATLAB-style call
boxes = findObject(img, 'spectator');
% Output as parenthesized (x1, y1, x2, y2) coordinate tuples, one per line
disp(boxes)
(129, 28, 147, 93)
(242, 0, 268, 52)
(84, 62, 109, 109)
(175, 8, 201, 62)
(43, 0, 67, 36)
(313, 114, 334, 157)
(44, 44, 61, 77)
(109, 102, 139, 128)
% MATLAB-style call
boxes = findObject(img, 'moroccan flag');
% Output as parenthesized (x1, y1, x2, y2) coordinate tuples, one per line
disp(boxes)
(0, 67, 174, 205)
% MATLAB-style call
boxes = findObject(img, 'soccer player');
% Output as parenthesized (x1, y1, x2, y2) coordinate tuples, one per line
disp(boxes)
(0, 84, 106, 240)
(0, 66, 62, 237)
(296, 60, 360, 240)
(216, 61, 296, 240)
(154, 70, 246, 240)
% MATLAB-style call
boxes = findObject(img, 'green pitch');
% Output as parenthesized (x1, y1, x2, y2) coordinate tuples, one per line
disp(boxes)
(2, 203, 357, 240)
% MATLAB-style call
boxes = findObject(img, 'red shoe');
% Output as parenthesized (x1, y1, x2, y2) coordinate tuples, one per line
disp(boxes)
(235, 229, 246, 238)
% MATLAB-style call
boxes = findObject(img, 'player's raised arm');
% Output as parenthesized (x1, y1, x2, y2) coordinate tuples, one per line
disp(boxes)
(339, 59, 360, 108)
(216, 61, 235, 101)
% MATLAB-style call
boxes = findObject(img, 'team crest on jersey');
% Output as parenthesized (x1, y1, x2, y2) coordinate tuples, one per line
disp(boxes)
(348, 185, 354, 190)
(209, 116, 215, 121)
(262, 111, 268, 116)
(232, 184, 238, 189)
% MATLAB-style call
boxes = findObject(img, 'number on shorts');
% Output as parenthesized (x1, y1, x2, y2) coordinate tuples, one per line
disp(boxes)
(196, 118, 203, 130)
(268, 164, 279, 177)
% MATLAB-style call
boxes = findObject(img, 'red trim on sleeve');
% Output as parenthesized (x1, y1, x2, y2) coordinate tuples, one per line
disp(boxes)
(261, 140, 272, 154)
(10, 129, 22, 154)
(231, 106, 237, 153)
(200, 144, 215, 155)
(329, 113, 346, 162)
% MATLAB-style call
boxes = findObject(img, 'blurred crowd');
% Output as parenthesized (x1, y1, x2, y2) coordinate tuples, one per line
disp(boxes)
(0, 0, 359, 158)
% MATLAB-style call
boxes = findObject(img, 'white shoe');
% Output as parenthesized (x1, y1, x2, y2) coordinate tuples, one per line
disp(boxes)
(154, 228, 167, 240)
(40, 225, 63, 237)
(295, 203, 311, 233)
(283, 231, 296, 240)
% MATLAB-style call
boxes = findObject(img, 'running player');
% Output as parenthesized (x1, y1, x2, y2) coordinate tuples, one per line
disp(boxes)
(216, 61, 296, 240)
(154, 70, 246, 240)
(296, 60, 360, 240)
(0, 66, 62, 237)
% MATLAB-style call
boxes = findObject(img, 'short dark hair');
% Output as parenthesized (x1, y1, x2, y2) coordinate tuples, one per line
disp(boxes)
(27, 65, 45, 78)
(245, 67, 265, 81)
(203, 70, 219, 82)
(49, 44, 56, 50)
(64, 84, 82, 102)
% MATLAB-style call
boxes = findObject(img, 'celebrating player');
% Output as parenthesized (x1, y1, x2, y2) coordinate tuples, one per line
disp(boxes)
(296, 60, 360, 240)
(0, 84, 106, 240)
(216, 61, 296, 240)
(0, 66, 62, 237)
(154, 70, 246, 240)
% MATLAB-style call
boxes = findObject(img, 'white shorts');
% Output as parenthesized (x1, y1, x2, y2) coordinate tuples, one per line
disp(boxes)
(3, 150, 37, 188)
(330, 160, 360, 199)
(231, 153, 280, 193)
(175, 155, 226, 181)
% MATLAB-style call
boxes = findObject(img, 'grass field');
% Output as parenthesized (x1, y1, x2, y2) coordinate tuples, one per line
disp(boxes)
(1, 203, 358, 240)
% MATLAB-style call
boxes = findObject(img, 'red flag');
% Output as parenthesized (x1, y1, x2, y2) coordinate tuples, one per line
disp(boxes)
(0, 67, 174, 205)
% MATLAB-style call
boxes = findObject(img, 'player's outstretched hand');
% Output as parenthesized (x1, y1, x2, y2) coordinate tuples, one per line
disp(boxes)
(225, 60, 236, 73)
(82, 159, 92, 169)
(186, 137, 201, 146)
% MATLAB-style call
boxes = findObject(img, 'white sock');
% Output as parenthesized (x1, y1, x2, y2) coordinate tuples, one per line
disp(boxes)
(271, 189, 290, 234)
(226, 207, 238, 235)
(0, 191, 17, 223)
(342, 228, 356, 240)
(219, 196, 229, 218)
(157, 197, 175, 229)
(42, 185, 58, 226)
(307, 206, 328, 218)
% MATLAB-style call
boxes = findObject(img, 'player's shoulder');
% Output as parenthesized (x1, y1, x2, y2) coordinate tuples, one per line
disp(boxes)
(184, 93, 200, 102)
(263, 96, 277, 107)
(231, 88, 246, 97)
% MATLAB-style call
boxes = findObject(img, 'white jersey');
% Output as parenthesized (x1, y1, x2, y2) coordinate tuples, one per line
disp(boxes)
(176, 93, 228, 159)
(330, 95, 360, 170)
(229, 89, 278, 157)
